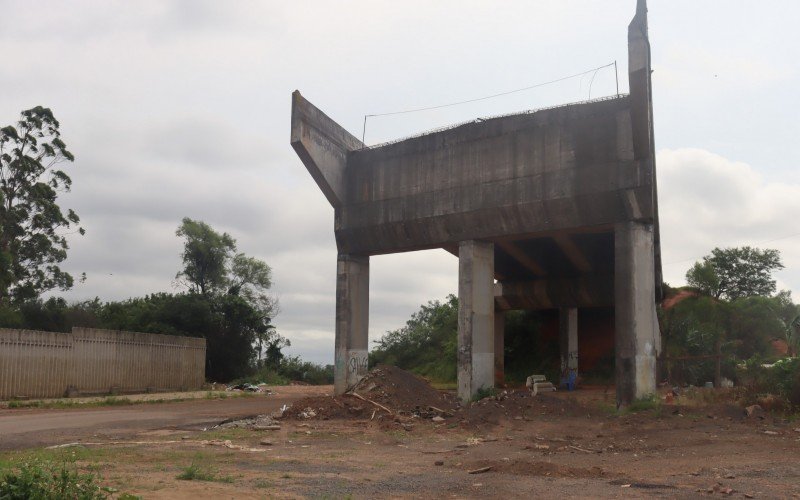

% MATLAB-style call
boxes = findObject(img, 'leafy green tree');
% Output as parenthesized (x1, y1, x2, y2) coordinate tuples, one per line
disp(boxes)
(371, 295, 459, 382)
(686, 246, 783, 300)
(773, 290, 800, 356)
(174, 218, 283, 379)
(175, 218, 235, 296)
(174, 218, 278, 317)
(0, 107, 83, 304)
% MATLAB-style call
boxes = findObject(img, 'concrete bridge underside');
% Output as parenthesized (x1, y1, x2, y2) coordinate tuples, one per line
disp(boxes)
(290, 0, 661, 408)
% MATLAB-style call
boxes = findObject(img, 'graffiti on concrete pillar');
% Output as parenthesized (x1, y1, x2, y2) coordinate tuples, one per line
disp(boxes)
(348, 350, 369, 377)
(561, 351, 579, 375)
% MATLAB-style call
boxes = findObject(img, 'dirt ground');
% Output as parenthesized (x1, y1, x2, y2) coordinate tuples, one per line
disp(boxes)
(0, 385, 328, 451)
(1, 381, 799, 499)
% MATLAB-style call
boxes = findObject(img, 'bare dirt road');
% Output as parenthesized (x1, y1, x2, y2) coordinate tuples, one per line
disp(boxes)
(0, 385, 330, 451)
(2, 382, 800, 498)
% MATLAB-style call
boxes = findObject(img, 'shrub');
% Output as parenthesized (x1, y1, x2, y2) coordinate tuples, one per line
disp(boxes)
(0, 460, 107, 499)
(176, 463, 232, 483)
(738, 356, 800, 409)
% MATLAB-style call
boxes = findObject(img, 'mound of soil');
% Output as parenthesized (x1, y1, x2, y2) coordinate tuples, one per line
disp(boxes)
(284, 365, 456, 421)
(463, 390, 593, 425)
(351, 365, 457, 415)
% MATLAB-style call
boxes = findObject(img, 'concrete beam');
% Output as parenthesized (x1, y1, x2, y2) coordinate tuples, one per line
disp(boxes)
(457, 240, 495, 403)
(495, 275, 613, 311)
(497, 241, 546, 277)
(290, 91, 363, 208)
(614, 221, 658, 407)
(559, 308, 579, 385)
(552, 234, 592, 273)
(334, 254, 369, 394)
(628, 0, 652, 162)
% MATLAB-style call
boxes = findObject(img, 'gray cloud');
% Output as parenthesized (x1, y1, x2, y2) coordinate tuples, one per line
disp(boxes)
(658, 148, 800, 297)
(2, 1, 798, 365)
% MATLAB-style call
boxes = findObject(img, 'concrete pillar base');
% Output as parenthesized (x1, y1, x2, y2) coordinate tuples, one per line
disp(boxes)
(457, 240, 495, 403)
(334, 254, 369, 395)
(614, 222, 658, 408)
(559, 307, 578, 388)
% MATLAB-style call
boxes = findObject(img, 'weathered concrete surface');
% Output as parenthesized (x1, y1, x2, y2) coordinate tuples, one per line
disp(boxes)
(0, 328, 206, 400)
(290, 91, 363, 208)
(339, 97, 647, 256)
(457, 241, 495, 402)
(614, 221, 658, 406)
(494, 310, 505, 386)
(290, 0, 662, 408)
(559, 308, 579, 383)
(334, 254, 370, 395)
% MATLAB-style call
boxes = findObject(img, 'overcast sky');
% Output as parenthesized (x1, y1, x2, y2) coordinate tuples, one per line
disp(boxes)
(1, 1, 798, 364)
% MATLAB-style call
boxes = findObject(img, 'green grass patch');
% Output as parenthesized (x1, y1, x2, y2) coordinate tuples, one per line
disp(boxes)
(623, 395, 661, 413)
(429, 381, 457, 391)
(471, 387, 498, 402)
(176, 463, 233, 483)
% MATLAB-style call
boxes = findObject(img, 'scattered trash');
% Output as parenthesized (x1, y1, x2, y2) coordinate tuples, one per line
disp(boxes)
(434, 460, 444, 466)
(744, 405, 765, 419)
(568, 445, 595, 454)
(467, 466, 492, 475)
(212, 414, 280, 430)
(226, 383, 271, 393)
(432, 416, 445, 423)
(201, 439, 267, 452)
(299, 408, 317, 419)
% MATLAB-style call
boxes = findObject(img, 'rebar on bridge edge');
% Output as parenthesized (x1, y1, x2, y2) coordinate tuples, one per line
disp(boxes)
(360, 61, 617, 148)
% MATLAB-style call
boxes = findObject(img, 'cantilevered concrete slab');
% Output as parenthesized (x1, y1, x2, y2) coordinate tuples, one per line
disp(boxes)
(290, 0, 662, 407)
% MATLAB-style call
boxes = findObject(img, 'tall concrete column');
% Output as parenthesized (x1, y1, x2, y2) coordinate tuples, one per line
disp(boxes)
(457, 240, 495, 403)
(614, 221, 658, 407)
(494, 310, 505, 386)
(334, 254, 369, 395)
(559, 307, 578, 386)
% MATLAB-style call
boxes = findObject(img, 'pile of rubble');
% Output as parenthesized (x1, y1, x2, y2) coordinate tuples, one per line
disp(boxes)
(212, 414, 281, 431)
(226, 382, 272, 393)
(283, 365, 457, 423)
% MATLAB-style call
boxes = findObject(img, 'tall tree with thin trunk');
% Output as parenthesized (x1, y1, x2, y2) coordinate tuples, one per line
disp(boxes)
(0, 107, 83, 304)
(175, 218, 236, 296)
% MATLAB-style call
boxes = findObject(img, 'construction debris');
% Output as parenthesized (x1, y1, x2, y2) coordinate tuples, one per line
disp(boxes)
(212, 414, 280, 430)
(227, 383, 272, 393)
(525, 375, 557, 396)
(283, 365, 457, 422)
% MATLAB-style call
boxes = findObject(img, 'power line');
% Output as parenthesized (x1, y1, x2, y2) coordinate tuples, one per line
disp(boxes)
(361, 61, 617, 144)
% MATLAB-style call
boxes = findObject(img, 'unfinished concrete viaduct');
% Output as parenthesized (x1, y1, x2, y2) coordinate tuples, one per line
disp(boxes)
(290, 1, 661, 407)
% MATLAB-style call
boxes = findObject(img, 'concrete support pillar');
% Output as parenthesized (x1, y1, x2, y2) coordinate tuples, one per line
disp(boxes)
(334, 254, 369, 395)
(494, 310, 505, 386)
(559, 307, 578, 387)
(614, 222, 659, 407)
(457, 240, 495, 403)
